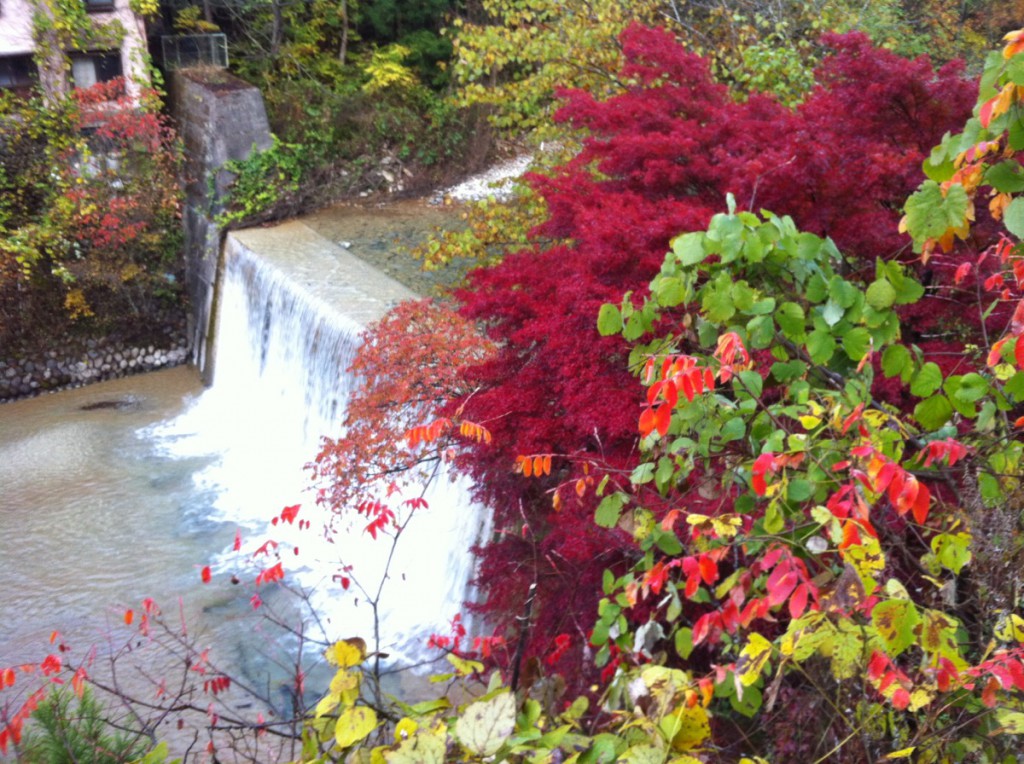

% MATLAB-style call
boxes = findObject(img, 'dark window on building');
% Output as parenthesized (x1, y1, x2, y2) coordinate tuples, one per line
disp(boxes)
(84, 0, 115, 12)
(71, 51, 123, 89)
(0, 55, 38, 97)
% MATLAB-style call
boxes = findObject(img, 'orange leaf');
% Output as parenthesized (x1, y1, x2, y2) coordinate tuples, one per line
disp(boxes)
(953, 262, 971, 285)
(639, 406, 656, 438)
(522, 455, 533, 477)
(542, 454, 552, 475)
(71, 667, 87, 698)
(987, 337, 1008, 367)
(1013, 301, 1024, 335)
(533, 455, 545, 476)
(124, 609, 134, 626)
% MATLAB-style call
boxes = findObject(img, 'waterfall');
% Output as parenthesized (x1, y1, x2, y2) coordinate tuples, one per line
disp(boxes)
(155, 221, 488, 667)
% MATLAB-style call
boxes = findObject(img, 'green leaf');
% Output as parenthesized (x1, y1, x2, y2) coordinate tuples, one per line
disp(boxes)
(736, 370, 764, 398)
(903, 180, 969, 247)
(731, 281, 756, 312)
(984, 160, 1024, 193)
(829, 277, 858, 309)
(1004, 371, 1024, 401)
(1011, 117, 1024, 151)
(994, 708, 1024, 734)
(787, 479, 814, 502)
(806, 329, 836, 365)
(720, 416, 745, 442)
(654, 276, 687, 307)
(910, 362, 943, 397)
(914, 395, 953, 430)
(881, 345, 911, 378)
(595, 493, 627, 528)
(631, 462, 655, 484)
(775, 301, 806, 339)
(703, 282, 736, 323)
(672, 232, 707, 265)
(821, 300, 844, 327)
(653, 528, 683, 555)
(748, 297, 776, 315)
(952, 372, 989, 403)
(842, 328, 871, 361)
(623, 310, 648, 341)
(675, 627, 694, 659)
(747, 314, 775, 348)
(771, 360, 806, 382)
(1005, 197, 1024, 239)
(871, 600, 920, 658)
(596, 303, 622, 336)
(865, 279, 896, 310)
(455, 692, 516, 757)
(931, 532, 972, 575)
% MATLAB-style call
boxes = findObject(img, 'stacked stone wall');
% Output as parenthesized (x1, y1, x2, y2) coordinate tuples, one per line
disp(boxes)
(0, 326, 189, 401)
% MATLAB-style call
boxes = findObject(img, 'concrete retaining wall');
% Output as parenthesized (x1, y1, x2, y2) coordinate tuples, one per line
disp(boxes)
(170, 68, 272, 384)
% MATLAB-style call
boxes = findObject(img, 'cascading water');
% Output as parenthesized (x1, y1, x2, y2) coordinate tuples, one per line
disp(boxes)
(153, 225, 488, 667)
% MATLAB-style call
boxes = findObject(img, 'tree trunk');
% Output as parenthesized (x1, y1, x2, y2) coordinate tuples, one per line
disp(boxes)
(339, 0, 349, 65)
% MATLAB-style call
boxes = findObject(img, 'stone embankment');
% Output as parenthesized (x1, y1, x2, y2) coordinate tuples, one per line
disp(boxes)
(0, 328, 189, 401)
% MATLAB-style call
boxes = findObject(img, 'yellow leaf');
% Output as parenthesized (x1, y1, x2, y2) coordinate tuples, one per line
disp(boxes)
(394, 717, 418, 741)
(335, 706, 378, 749)
(798, 414, 822, 429)
(993, 611, 1024, 643)
(737, 633, 772, 686)
(327, 638, 366, 668)
(661, 704, 710, 752)
(447, 653, 484, 676)
(454, 692, 516, 757)
(885, 748, 916, 759)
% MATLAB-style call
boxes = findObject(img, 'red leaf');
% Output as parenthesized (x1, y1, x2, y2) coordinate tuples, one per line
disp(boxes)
(233, 529, 242, 552)
(766, 566, 798, 607)
(912, 482, 931, 525)
(692, 613, 713, 646)
(40, 654, 61, 676)
(892, 688, 911, 710)
(654, 403, 671, 437)
(867, 650, 888, 681)
(698, 555, 718, 585)
(280, 504, 300, 524)
(980, 95, 997, 128)
(1015, 335, 1024, 369)
(789, 583, 809, 619)
(201, 566, 212, 584)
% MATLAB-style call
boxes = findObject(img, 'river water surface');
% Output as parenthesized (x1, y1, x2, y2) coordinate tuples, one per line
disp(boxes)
(0, 366, 236, 666)
(0, 200, 485, 713)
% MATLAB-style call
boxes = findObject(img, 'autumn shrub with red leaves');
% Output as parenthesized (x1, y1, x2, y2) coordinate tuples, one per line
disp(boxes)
(0, 78, 183, 350)
(440, 26, 978, 678)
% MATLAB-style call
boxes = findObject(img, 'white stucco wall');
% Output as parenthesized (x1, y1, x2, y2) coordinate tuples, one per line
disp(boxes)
(0, 0, 149, 99)
(0, 0, 37, 55)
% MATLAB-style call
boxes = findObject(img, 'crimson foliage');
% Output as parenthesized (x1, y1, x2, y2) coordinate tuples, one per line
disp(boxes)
(452, 25, 976, 675)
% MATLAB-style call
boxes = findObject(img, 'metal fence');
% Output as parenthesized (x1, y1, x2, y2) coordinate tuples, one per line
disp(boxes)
(161, 34, 229, 70)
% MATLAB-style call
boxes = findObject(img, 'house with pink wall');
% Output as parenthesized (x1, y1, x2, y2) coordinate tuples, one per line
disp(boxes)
(0, 0, 149, 100)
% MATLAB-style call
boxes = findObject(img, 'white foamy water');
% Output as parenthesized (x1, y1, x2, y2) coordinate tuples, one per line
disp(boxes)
(151, 229, 488, 665)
